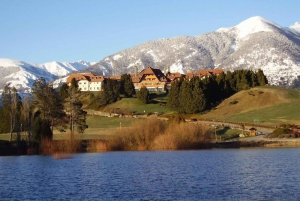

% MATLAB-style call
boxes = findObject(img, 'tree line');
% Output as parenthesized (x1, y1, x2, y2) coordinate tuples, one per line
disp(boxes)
(167, 69, 268, 114)
(0, 77, 88, 145)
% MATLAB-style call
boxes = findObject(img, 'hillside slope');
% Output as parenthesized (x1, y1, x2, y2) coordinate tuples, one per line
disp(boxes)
(199, 87, 300, 125)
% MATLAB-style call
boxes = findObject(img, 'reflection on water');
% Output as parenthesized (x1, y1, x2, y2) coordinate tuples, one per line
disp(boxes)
(1, 148, 300, 200)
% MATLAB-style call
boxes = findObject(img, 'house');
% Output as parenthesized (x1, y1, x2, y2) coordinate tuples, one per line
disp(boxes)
(66, 73, 105, 92)
(249, 128, 257, 136)
(66, 67, 223, 92)
(165, 72, 186, 90)
(132, 66, 168, 92)
(186, 69, 223, 80)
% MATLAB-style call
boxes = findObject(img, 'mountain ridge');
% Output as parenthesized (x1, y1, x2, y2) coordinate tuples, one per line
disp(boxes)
(1, 16, 300, 91)
(86, 16, 300, 87)
(0, 58, 95, 92)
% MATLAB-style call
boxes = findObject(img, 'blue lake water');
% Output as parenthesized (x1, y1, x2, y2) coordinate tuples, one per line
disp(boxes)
(1, 148, 300, 200)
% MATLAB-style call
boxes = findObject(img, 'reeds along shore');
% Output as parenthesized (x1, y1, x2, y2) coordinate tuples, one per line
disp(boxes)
(38, 119, 215, 154)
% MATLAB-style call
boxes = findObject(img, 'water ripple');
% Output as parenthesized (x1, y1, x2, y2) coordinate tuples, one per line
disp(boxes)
(1, 148, 300, 200)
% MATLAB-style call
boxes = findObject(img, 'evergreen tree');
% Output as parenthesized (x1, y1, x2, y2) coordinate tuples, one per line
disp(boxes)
(192, 78, 207, 113)
(225, 71, 236, 95)
(103, 78, 120, 104)
(179, 80, 193, 113)
(32, 116, 52, 142)
(32, 78, 66, 139)
(250, 71, 259, 87)
(257, 69, 268, 86)
(0, 107, 10, 133)
(59, 83, 69, 100)
(166, 80, 182, 112)
(137, 86, 150, 104)
(65, 79, 88, 137)
(120, 74, 135, 97)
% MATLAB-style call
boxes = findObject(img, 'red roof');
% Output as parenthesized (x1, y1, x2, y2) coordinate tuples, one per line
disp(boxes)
(132, 66, 168, 83)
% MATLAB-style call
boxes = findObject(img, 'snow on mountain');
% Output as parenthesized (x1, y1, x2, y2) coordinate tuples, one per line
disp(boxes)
(289, 22, 300, 35)
(2, 16, 299, 91)
(86, 16, 300, 87)
(0, 58, 95, 92)
(217, 16, 281, 39)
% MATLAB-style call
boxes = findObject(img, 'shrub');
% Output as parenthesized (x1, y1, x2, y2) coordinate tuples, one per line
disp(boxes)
(229, 100, 238, 105)
(137, 86, 150, 104)
(248, 91, 255, 96)
(272, 128, 292, 137)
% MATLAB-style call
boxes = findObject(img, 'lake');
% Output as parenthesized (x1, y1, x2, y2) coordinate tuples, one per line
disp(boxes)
(1, 148, 300, 200)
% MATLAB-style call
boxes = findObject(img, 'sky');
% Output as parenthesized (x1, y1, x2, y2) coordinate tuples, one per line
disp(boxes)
(0, 0, 299, 64)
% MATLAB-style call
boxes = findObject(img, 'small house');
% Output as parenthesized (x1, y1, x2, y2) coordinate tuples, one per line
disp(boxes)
(249, 128, 257, 136)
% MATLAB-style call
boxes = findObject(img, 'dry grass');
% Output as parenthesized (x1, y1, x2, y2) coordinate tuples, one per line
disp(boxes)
(107, 119, 214, 151)
(109, 118, 166, 150)
(86, 139, 108, 152)
(40, 137, 82, 155)
(152, 123, 213, 150)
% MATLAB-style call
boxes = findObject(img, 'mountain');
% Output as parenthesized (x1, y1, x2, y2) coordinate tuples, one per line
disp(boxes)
(0, 58, 95, 92)
(86, 16, 300, 87)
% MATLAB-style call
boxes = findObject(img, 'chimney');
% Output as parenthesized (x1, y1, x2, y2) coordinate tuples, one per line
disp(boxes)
(168, 66, 170, 73)
(164, 66, 166, 75)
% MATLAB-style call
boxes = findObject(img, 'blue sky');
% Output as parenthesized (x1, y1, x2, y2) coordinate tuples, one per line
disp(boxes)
(0, 0, 299, 63)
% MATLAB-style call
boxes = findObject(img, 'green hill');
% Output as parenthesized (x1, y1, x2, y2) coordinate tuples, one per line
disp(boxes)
(83, 87, 300, 127)
(198, 86, 300, 126)
(101, 94, 172, 115)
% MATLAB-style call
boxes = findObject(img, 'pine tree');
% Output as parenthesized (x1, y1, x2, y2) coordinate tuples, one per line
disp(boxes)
(166, 80, 182, 112)
(120, 74, 135, 97)
(257, 69, 268, 86)
(192, 78, 207, 113)
(179, 80, 193, 113)
(65, 79, 88, 138)
(0, 108, 10, 133)
(59, 83, 69, 100)
(103, 78, 120, 104)
(250, 71, 259, 87)
(32, 77, 66, 139)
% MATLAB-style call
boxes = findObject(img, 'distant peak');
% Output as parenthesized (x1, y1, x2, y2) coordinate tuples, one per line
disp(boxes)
(240, 16, 280, 26)
(217, 16, 281, 39)
(290, 22, 300, 29)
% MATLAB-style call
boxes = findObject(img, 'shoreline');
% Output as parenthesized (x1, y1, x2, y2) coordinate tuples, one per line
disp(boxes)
(213, 139, 300, 148)
(2, 139, 300, 157)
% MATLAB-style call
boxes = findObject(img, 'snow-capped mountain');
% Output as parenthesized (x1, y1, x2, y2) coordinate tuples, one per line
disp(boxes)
(0, 58, 95, 92)
(86, 16, 300, 87)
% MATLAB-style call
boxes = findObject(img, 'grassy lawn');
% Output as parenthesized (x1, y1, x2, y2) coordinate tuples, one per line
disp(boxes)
(103, 95, 172, 115)
(0, 134, 10, 141)
(53, 115, 147, 140)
